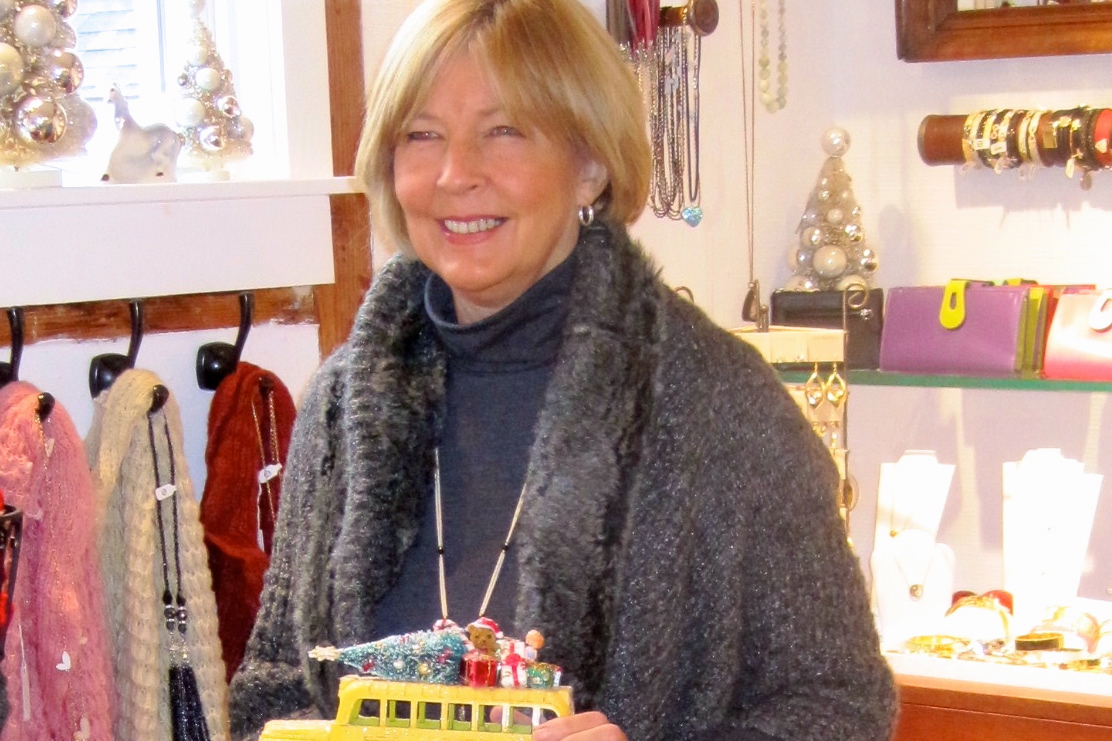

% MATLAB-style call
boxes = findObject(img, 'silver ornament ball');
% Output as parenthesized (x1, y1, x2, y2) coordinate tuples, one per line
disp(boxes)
(50, 0, 78, 18)
(844, 223, 863, 242)
(15, 95, 67, 144)
(859, 248, 879, 274)
(800, 226, 823, 248)
(14, 5, 58, 48)
(825, 207, 845, 226)
(216, 95, 240, 118)
(51, 21, 77, 49)
(789, 245, 813, 272)
(175, 98, 207, 128)
(813, 244, 848, 279)
(822, 126, 851, 157)
(198, 125, 225, 152)
(785, 274, 819, 291)
(0, 42, 23, 96)
(45, 49, 83, 94)
(195, 66, 222, 93)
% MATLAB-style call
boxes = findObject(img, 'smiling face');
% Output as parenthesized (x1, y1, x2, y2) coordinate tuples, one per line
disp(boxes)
(392, 50, 605, 324)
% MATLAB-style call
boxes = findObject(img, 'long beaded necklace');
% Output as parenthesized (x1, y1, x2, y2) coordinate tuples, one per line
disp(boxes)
(249, 378, 282, 554)
(147, 409, 211, 741)
(757, 0, 787, 113)
(432, 449, 528, 625)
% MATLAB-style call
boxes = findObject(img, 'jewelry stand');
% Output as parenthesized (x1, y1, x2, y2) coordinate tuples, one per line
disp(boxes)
(871, 529, 955, 648)
(1002, 448, 1103, 633)
(870, 450, 956, 647)
(873, 450, 953, 542)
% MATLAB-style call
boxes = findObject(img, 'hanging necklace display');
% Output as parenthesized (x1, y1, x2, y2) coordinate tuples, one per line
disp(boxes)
(633, 0, 716, 226)
(250, 378, 282, 554)
(148, 411, 211, 741)
(757, 0, 787, 113)
(433, 449, 528, 627)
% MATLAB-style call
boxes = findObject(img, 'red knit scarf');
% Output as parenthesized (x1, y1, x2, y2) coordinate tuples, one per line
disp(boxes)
(199, 363, 295, 682)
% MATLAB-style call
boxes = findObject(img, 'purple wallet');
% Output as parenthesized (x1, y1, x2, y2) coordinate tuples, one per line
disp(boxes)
(879, 284, 1029, 376)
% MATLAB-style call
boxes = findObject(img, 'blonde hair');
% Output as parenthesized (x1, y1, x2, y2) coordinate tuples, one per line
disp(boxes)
(355, 0, 650, 255)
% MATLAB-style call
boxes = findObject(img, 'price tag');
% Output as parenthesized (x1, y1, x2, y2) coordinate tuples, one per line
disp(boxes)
(258, 463, 283, 484)
(155, 484, 177, 501)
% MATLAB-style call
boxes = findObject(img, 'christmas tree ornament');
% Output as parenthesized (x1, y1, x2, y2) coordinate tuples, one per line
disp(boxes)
(0, 0, 94, 172)
(175, 0, 252, 174)
(310, 630, 470, 685)
(784, 127, 877, 291)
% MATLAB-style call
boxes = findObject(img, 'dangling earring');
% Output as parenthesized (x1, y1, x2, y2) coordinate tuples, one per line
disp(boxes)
(578, 203, 595, 227)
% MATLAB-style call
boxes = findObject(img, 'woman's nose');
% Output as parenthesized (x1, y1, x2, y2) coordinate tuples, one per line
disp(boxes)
(438, 138, 484, 190)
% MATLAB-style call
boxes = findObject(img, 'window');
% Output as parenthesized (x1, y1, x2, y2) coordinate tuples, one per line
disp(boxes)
(416, 701, 443, 730)
(510, 706, 535, 734)
(448, 703, 474, 731)
(57, 0, 331, 183)
(387, 700, 412, 728)
(352, 698, 381, 726)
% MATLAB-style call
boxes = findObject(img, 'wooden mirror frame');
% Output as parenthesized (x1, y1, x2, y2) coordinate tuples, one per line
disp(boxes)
(896, 1, 1112, 62)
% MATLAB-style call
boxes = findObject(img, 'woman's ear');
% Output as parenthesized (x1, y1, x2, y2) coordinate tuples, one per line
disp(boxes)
(577, 158, 609, 205)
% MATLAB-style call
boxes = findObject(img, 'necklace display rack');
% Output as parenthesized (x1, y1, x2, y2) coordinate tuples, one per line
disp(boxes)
(620, 0, 718, 225)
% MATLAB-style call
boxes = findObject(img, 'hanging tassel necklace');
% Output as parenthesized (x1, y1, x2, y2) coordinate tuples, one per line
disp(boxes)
(148, 410, 211, 741)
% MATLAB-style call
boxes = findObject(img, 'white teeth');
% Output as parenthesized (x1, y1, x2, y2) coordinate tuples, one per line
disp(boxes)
(444, 218, 501, 234)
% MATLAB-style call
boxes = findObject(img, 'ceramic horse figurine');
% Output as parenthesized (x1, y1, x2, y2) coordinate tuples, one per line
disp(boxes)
(102, 84, 182, 183)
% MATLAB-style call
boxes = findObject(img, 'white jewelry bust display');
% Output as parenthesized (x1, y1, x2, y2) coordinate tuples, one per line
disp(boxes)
(872, 528, 956, 648)
(870, 450, 957, 648)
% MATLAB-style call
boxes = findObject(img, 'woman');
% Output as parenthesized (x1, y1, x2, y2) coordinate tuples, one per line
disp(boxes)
(230, 1, 896, 740)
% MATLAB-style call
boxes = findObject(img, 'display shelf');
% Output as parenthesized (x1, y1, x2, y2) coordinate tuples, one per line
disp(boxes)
(890, 652, 1112, 741)
(777, 369, 1112, 394)
(0, 176, 359, 307)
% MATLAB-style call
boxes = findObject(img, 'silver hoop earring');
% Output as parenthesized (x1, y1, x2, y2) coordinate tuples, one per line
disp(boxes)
(578, 204, 595, 227)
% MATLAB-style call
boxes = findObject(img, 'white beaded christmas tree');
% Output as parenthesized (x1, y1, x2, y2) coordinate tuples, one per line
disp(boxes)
(785, 127, 878, 291)
(0, 0, 95, 170)
(174, 0, 252, 172)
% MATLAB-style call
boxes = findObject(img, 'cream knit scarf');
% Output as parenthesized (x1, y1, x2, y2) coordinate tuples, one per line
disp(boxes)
(86, 369, 229, 741)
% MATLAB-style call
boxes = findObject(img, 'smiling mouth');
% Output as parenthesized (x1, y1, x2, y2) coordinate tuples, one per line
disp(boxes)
(443, 217, 505, 235)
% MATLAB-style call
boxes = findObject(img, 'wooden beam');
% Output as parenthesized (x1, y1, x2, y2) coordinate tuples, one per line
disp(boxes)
(318, 0, 373, 357)
(3, 288, 315, 345)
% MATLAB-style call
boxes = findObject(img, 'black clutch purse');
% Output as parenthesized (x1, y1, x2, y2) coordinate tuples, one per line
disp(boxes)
(769, 288, 884, 369)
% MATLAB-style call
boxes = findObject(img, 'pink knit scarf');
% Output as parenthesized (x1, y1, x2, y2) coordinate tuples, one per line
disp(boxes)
(0, 382, 116, 741)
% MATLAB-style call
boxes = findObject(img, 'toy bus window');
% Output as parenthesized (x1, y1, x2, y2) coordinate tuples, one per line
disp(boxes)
(538, 708, 559, 724)
(417, 701, 443, 730)
(352, 698, 381, 726)
(449, 703, 474, 731)
(387, 700, 412, 727)
(479, 704, 502, 733)
(510, 706, 534, 733)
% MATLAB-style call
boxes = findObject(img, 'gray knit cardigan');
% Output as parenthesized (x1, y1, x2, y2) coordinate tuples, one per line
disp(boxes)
(230, 223, 896, 741)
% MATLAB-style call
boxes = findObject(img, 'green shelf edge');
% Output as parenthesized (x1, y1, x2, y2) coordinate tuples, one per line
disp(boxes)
(776, 369, 1112, 393)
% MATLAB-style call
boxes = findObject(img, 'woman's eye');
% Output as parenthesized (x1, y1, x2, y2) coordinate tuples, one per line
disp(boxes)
(489, 125, 521, 137)
(404, 130, 438, 142)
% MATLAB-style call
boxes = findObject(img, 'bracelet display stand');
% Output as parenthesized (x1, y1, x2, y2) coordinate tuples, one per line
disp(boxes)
(1002, 448, 1103, 633)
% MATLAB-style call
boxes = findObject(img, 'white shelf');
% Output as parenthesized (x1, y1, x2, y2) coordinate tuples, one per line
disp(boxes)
(0, 177, 358, 307)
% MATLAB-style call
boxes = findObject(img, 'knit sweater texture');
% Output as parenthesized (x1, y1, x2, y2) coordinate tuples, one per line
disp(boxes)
(199, 362, 295, 683)
(0, 382, 116, 740)
(230, 223, 897, 741)
(86, 370, 230, 741)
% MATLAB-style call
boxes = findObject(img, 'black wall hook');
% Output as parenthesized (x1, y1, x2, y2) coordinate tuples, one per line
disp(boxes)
(0, 308, 25, 387)
(149, 384, 169, 414)
(89, 300, 144, 398)
(197, 293, 254, 391)
(36, 393, 54, 420)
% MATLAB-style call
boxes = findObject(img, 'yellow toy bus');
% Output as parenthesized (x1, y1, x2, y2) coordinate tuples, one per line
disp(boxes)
(259, 675, 575, 741)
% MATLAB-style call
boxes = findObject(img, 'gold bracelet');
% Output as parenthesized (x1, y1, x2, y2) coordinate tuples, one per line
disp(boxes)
(1014, 632, 1064, 651)
(1026, 110, 1046, 166)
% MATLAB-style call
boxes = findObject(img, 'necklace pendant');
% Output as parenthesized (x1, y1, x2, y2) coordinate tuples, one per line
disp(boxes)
(682, 206, 703, 227)
(909, 584, 924, 600)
